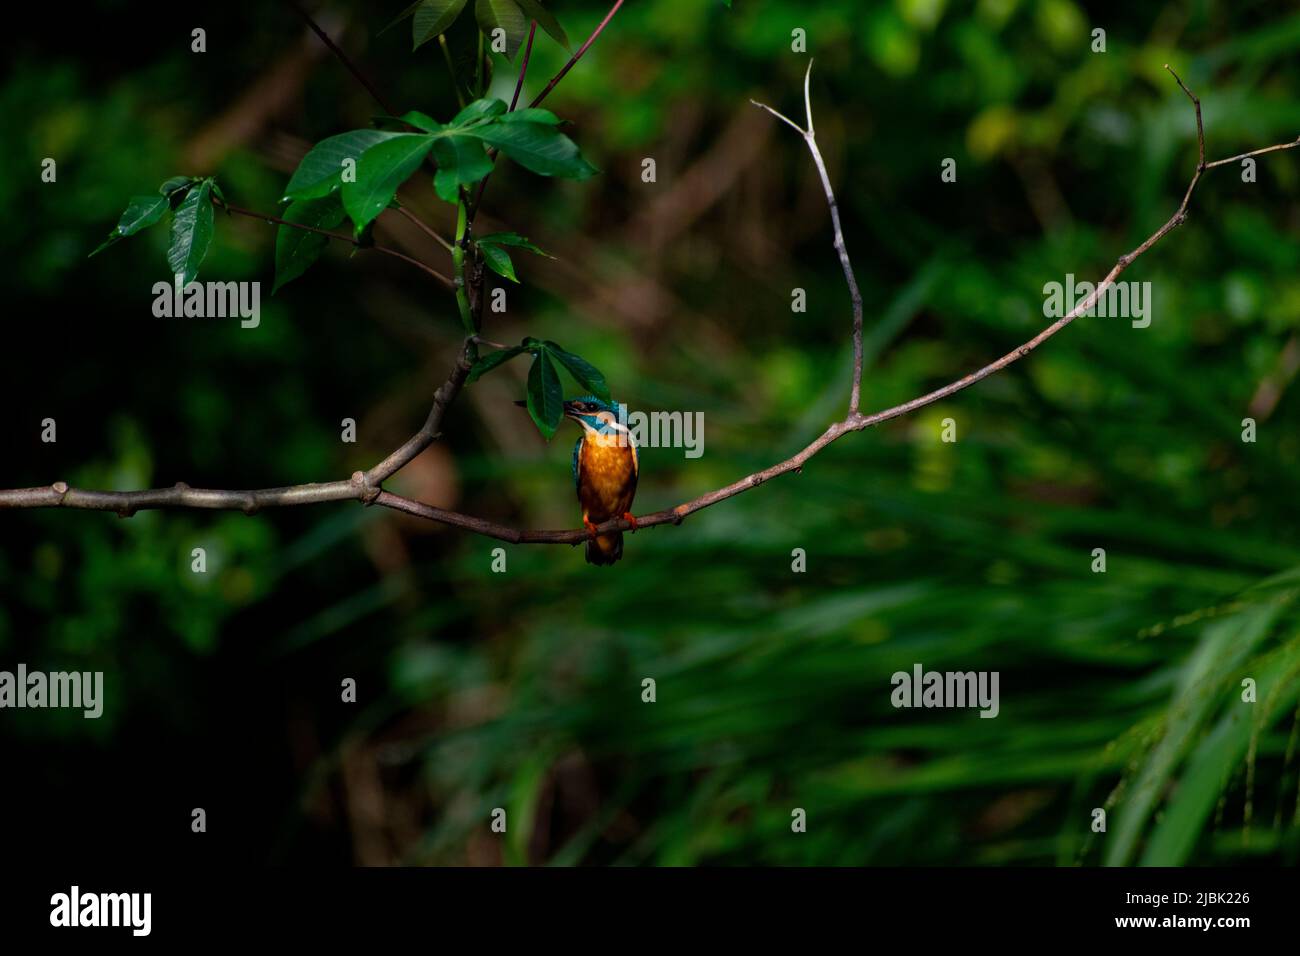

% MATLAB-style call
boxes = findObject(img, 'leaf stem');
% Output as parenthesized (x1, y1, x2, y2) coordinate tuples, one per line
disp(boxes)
(511, 22, 538, 111)
(220, 198, 454, 289)
(439, 35, 467, 109)
(475, 29, 485, 97)
(452, 197, 477, 339)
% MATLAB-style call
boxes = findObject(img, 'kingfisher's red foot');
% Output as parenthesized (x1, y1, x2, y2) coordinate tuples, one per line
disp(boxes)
(623, 512, 639, 532)
(583, 517, 599, 540)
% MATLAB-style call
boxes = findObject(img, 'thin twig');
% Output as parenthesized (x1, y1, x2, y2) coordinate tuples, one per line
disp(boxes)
(368, 245, 455, 290)
(511, 22, 538, 111)
(469, 21, 540, 218)
(468, 2, 622, 226)
(221, 201, 454, 289)
(286, 0, 398, 116)
(1166, 64, 1205, 169)
(751, 61, 864, 414)
(395, 205, 455, 253)
(5, 66, 1299, 551)
(528, 1, 624, 109)
(1205, 137, 1300, 169)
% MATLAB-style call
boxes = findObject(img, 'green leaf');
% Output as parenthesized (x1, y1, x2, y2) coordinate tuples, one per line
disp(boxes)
(341, 134, 436, 234)
(1140, 616, 1300, 864)
(463, 119, 597, 179)
(497, 107, 562, 125)
(431, 135, 493, 203)
(479, 243, 517, 282)
(475, 0, 529, 61)
(466, 345, 526, 383)
(159, 176, 197, 199)
(526, 350, 564, 439)
(412, 0, 470, 50)
(450, 98, 508, 127)
(476, 231, 548, 256)
(273, 194, 348, 294)
(166, 180, 214, 286)
(1104, 601, 1283, 865)
(515, 0, 568, 49)
(398, 110, 442, 132)
(283, 130, 405, 202)
(545, 342, 612, 402)
(90, 194, 170, 256)
(115, 194, 171, 235)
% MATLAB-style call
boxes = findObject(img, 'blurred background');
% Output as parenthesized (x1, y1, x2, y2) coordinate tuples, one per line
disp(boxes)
(3, 0, 1300, 866)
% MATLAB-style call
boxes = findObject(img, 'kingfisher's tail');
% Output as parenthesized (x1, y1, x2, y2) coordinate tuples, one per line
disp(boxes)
(586, 531, 623, 565)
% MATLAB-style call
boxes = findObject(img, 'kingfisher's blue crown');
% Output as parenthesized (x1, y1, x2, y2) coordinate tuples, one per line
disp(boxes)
(568, 395, 618, 414)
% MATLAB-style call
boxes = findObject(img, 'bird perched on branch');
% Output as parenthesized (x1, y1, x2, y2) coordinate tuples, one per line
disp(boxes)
(567, 396, 639, 564)
(520, 395, 639, 564)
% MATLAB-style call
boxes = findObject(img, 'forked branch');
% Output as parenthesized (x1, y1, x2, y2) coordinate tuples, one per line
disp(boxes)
(3, 63, 1298, 550)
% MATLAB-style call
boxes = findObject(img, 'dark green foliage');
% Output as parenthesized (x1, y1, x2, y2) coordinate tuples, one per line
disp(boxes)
(388, 0, 567, 57)
(470, 337, 613, 438)
(476, 230, 548, 282)
(526, 347, 564, 438)
(269, 98, 593, 287)
(273, 195, 348, 293)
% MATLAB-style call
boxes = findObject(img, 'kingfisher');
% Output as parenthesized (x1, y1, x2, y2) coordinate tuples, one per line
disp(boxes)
(519, 395, 639, 564)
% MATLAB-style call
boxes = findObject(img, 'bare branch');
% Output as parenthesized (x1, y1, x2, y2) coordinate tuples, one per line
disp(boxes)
(5, 66, 1299, 556)
(1165, 64, 1205, 169)
(752, 61, 864, 414)
(362, 344, 474, 487)
(748, 99, 805, 137)
(3, 343, 476, 518)
(1205, 136, 1300, 169)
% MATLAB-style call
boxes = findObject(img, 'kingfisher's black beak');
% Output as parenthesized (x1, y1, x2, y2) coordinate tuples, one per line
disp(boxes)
(513, 400, 527, 408)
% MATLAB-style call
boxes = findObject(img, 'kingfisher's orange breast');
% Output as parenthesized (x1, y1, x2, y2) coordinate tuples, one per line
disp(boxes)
(578, 435, 638, 520)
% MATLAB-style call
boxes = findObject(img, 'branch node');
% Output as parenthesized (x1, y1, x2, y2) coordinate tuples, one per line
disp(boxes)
(51, 481, 68, 497)
(351, 470, 382, 505)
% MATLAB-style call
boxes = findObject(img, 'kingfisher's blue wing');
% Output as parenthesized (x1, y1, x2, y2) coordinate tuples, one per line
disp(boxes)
(571, 435, 584, 490)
